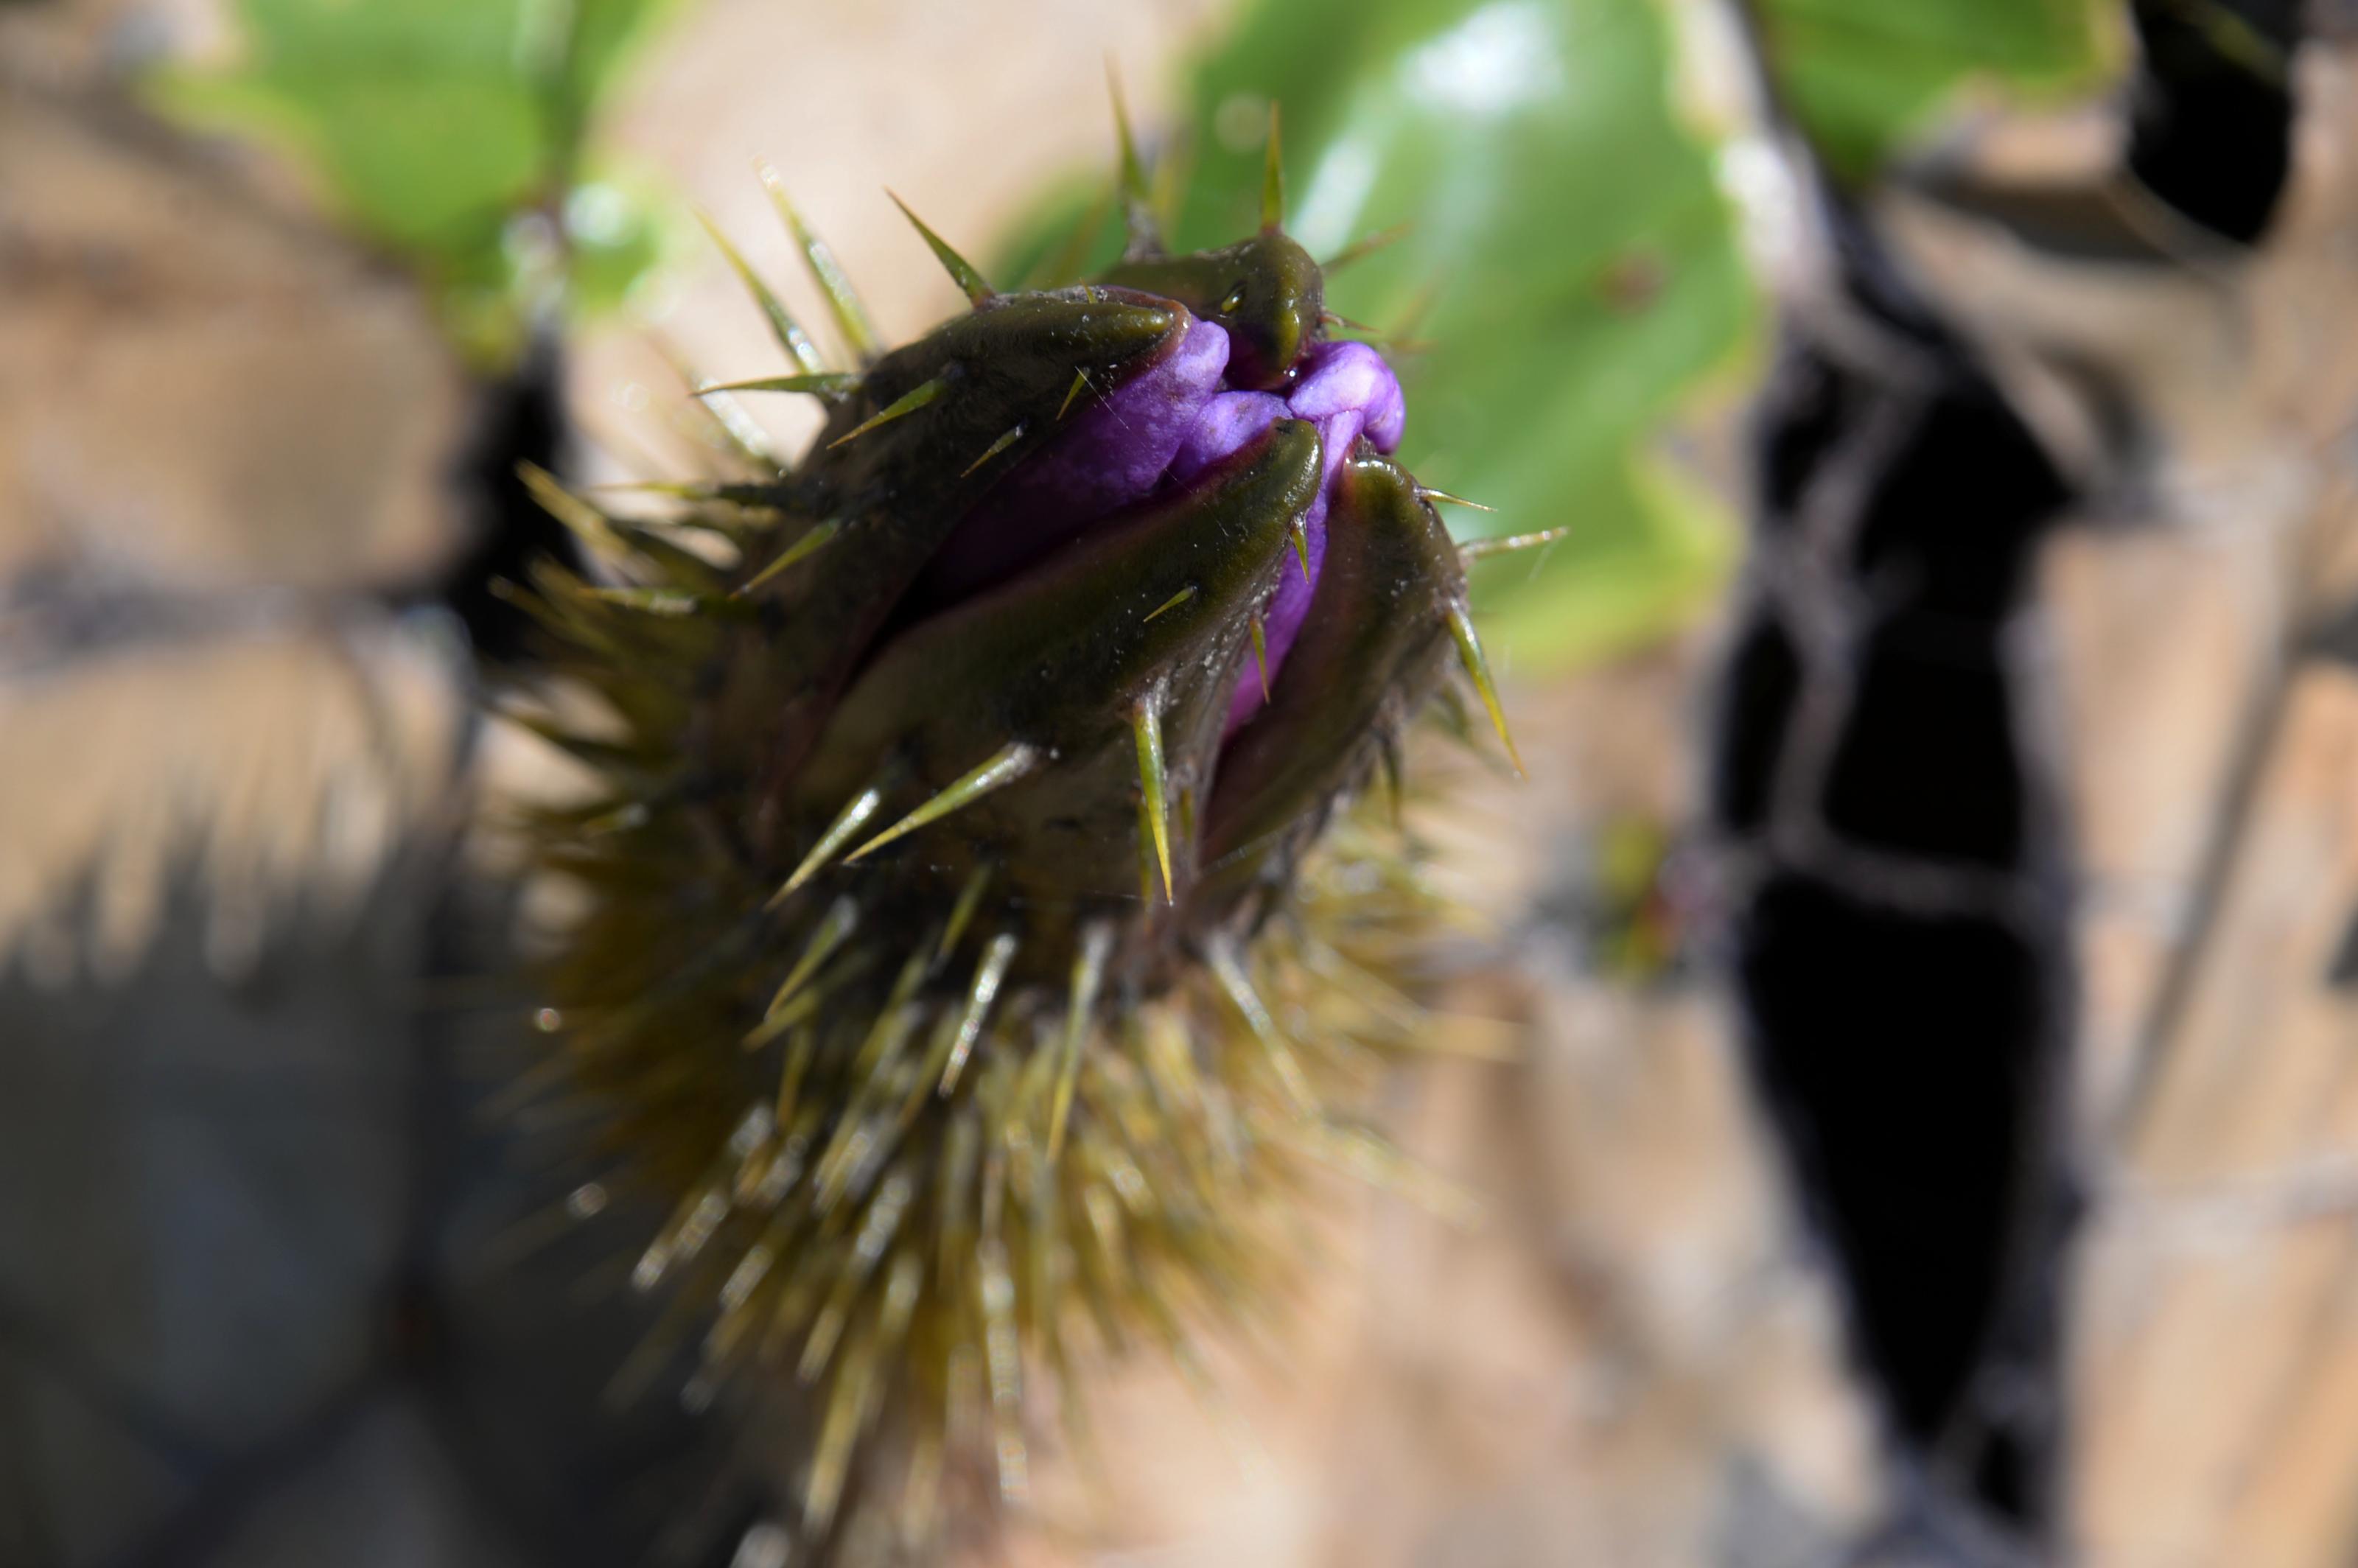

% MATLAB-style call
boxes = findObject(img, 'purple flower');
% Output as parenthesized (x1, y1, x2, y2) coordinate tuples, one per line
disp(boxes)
(925, 314, 1408, 736)
(1221, 341, 1405, 734)
(917, 312, 1233, 604)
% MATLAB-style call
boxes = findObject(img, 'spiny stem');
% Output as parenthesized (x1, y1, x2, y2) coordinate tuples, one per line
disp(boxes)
(1132, 699, 1174, 902)
(764, 896, 858, 1016)
(938, 864, 993, 962)
(1142, 585, 1197, 623)
(848, 743, 1041, 861)
(696, 210, 828, 377)
(828, 375, 951, 450)
(735, 517, 840, 598)
(1057, 367, 1093, 421)
(698, 372, 862, 397)
(962, 424, 1026, 477)
(1446, 603, 1524, 777)
(1460, 527, 1575, 564)
(757, 160, 882, 361)
(1208, 942, 1318, 1117)
(939, 934, 1019, 1093)
(518, 462, 627, 561)
(1048, 924, 1113, 1162)
(888, 190, 995, 305)
(582, 587, 709, 617)
(1420, 486, 1501, 516)
(773, 777, 885, 900)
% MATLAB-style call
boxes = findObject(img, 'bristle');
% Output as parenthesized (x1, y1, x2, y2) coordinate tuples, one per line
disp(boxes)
(1458, 524, 1570, 560)
(1057, 367, 1093, 421)
(1418, 486, 1501, 515)
(1135, 798, 1159, 906)
(1130, 699, 1174, 903)
(581, 586, 712, 617)
(879, 1245, 922, 1340)
(855, 949, 937, 1082)
(635, 1182, 731, 1292)
(1321, 221, 1414, 275)
(800, 1173, 913, 1382)
(696, 210, 830, 377)
(743, 948, 878, 1048)
(803, 1320, 874, 1530)
(1259, 102, 1284, 231)
(828, 376, 951, 451)
(888, 191, 995, 306)
(938, 932, 1018, 1093)
(1445, 603, 1524, 777)
(774, 1028, 817, 1133)
(1208, 942, 1318, 1116)
(938, 864, 992, 962)
(660, 346, 786, 472)
(1289, 517, 1313, 584)
(977, 1231, 1028, 1501)
(763, 896, 858, 1017)
(847, 743, 1041, 861)
(1301, 935, 1424, 1040)
(1047, 925, 1112, 1162)
(1141, 585, 1196, 623)
(756, 161, 883, 362)
(517, 462, 629, 561)
(1250, 616, 1270, 699)
(1321, 308, 1386, 337)
(696, 371, 863, 398)
(937, 1111, 982, 1279)
(1375, 733, 1405, 827)
(774, 779, 887, 901)
(900, 1010, 965, 1127)
(588, 479, 777, 506)
(1106, 63, 1163, 260)
(961, 424, 1026, 478)
(735, 517, 841, 598)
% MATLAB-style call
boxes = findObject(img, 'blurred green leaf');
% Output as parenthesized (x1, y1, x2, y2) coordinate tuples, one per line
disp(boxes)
(1004, 0, 1758, 673)
(150, 0, 684, 367)
(1753, 0, 2119, 180)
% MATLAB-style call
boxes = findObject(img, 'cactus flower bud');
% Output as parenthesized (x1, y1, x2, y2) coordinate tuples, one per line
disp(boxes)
(505, 117, 1522, 1560)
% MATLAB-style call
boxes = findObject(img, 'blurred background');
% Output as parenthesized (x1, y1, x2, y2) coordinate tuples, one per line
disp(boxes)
(6, 0, 2358, 1564)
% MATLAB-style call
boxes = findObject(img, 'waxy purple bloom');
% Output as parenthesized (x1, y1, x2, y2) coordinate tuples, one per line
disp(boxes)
(916, 309, 1233, 606)
(929, 312, 1409, 735)
(1225, 340, 1406, 733)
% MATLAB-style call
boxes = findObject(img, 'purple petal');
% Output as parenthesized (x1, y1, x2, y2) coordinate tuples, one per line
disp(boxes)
(1225, 501, 1328, 736)
(1222, 341, 1410, 733)
(917, 315, 1231, 603)
(1288, 340, 1405, 452)
(1169, 391, 1288, 486)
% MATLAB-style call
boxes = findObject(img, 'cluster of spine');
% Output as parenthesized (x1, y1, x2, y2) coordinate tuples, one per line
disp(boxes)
(500, 103, 1544, 1556)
